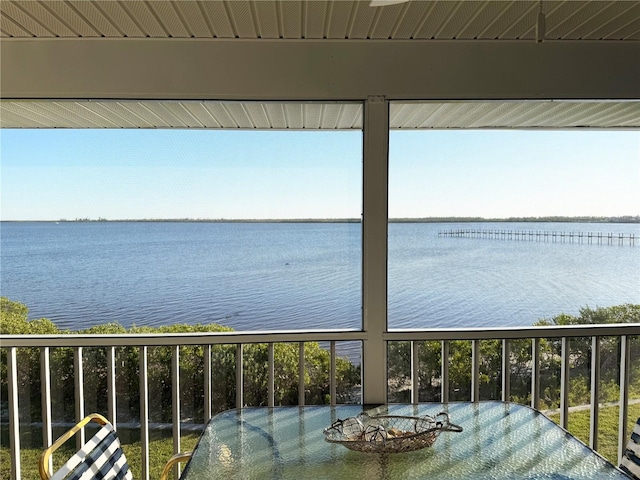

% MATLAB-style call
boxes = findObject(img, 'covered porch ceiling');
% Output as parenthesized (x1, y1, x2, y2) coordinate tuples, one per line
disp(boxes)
(1, 0, 639, 130)
(1, 99, 639, 130)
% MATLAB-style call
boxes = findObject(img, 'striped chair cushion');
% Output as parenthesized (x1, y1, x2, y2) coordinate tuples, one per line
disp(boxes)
(51, 422, 133, 480)
(621, 417, 640, 480)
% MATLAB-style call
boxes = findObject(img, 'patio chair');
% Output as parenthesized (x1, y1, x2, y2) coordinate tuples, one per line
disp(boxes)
(39, 413, 191, 480)
(620, 417, 640, 480)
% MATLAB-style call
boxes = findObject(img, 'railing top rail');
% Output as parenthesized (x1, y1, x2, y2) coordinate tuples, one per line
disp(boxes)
(1, 323, 638, 347)
(0, 329, 367, 347)
(386, 323, 640, 341)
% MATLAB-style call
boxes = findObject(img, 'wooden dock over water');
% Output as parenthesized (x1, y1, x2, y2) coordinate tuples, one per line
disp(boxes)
(438, 229, 637, 246)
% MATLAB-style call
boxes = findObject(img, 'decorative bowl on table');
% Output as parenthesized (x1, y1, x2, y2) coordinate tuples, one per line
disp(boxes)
(323, 411, 463, 454)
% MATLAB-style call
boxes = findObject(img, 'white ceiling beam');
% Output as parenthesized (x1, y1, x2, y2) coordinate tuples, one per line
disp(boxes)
(1, 39, 638, 101)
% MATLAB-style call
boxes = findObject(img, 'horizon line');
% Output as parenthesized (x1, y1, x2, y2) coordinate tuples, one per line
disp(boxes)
(2, 215, 639, 224)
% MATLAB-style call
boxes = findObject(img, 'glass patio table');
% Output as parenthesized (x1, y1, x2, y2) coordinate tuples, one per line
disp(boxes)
(180, 401, 629, 480)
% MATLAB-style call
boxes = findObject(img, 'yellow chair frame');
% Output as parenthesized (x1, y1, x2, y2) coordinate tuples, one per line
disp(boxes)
(39, 413, 191, 480)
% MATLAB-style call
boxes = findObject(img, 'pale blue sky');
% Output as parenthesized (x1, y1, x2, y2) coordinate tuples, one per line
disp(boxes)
(1, 129, 638, 221)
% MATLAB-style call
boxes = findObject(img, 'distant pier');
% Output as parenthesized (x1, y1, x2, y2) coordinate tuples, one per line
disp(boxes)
(438, 229, 637, 246)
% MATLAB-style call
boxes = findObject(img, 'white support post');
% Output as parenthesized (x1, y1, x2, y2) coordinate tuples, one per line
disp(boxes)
(362, 96, 389, 405)
(8, 348, 21, 480)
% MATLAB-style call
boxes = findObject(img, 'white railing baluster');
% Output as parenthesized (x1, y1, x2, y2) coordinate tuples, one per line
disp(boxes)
(411, 341, 419, 404)
(330, 341, 336, 405)
(107, 346, 116, 428)
(41, 347, 52, 474)
(441, 340, 449, 403)
(531, 338, 540, 410)
(590, 336, 600, 450)
(8, 347, 21, 480)
(560, 337, 570, 429)
(172, 346, 181, 480)
(236, 344, 243, 408)
(618, 335, 630, 466)
(268, 343, 275, 407)
(204, 345, 212, 422)
(74, 346, 85, 449)
(299, 342, 305, 406)
(471, 339, 480, 402)
(140, 346, 150, 480)
(502, 339, 511, 402)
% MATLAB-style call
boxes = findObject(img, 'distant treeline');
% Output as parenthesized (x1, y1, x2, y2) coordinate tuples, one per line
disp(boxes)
(390, 215, 640, 224)
(50, 218, 362, 224)
(44, 215, 640, 223)
(3, 215, 637, 224)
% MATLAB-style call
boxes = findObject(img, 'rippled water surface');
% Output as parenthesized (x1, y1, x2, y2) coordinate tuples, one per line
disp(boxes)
(1, 221, 638, 332)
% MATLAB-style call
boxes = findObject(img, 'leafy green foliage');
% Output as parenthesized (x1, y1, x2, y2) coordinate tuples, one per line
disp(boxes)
(0, 297, 360, 431)
(387, 305, 640, 408)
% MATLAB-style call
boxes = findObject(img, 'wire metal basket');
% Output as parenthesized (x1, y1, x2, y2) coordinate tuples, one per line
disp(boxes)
(323, 411, 463, 454)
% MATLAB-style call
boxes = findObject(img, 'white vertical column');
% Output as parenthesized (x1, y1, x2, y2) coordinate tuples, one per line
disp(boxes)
(362, 96, 389, 405)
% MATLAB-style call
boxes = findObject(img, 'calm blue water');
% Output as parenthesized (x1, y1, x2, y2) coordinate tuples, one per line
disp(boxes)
(1, 222, 639, 333)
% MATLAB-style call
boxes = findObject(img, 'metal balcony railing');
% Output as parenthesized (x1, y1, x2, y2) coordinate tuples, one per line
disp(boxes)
(2, 323, 639, 480)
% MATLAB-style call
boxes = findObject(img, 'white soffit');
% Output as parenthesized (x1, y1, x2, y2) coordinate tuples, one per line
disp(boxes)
(390, 101, 640, 129)
(0, 101, 364, 129)
(1, 100, 639, 129)
(1, 1, 638, 41)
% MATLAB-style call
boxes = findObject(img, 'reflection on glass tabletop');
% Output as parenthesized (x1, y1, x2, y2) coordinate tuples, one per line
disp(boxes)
(181, 401, 628, 480)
